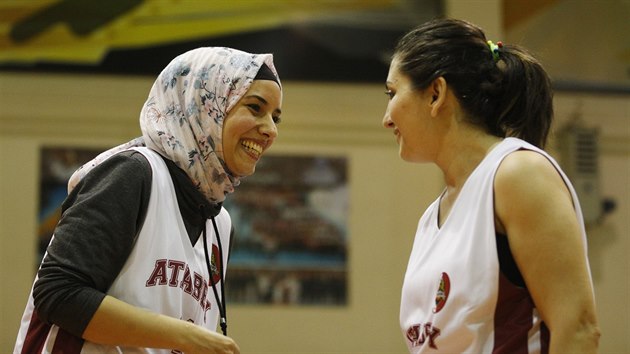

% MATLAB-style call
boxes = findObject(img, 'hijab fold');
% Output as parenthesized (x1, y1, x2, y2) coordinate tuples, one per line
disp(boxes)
(68, 47, 280, 204)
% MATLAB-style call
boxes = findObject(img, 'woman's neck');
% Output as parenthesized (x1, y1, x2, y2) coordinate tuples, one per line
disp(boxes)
(438, 126, 501, 190)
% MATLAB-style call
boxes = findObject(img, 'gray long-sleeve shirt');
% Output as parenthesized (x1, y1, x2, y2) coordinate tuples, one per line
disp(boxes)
(32, 150, 229, 336)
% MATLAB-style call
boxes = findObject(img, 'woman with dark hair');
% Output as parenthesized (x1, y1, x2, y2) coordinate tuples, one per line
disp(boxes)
(384, 18, 600, 353)
(15, 47, 282, 354)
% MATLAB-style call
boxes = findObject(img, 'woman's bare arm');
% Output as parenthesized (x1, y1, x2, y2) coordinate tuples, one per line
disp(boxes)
(83, 295, 239, 354)
(494, 150, 600, 353)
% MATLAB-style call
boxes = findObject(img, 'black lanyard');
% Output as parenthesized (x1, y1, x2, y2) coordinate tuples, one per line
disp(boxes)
(202, 217, 227, 335)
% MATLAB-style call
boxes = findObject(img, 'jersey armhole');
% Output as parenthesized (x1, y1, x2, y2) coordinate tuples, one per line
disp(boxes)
(496, 232, 526, 288)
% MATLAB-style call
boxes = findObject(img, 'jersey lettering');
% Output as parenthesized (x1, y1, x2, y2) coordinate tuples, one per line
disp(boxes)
(145, 258, 213, 313)
(406, 322, 441, 349)
(168, 260, 185, 287)
(145, 259, 168, 286)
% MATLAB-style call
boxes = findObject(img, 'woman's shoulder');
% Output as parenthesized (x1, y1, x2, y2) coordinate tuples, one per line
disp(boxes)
(499, 148, 553, 174)
(91, 149, 152, 176)
(69, 149, 153, 200)
(496, 149, 563, 192)
(494, 148, 573, 223)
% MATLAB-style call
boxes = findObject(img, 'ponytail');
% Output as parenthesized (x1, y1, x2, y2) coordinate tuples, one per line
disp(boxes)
(493, 45, 553, 148)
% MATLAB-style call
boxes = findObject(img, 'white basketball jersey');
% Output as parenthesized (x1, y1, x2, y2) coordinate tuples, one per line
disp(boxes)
(399, 138, 589, 353)
(14, 147, 232, 353)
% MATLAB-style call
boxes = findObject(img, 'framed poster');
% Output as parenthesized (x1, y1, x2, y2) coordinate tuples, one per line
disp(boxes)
(39, 147, 349, 306)
(223, 155, 349, 306)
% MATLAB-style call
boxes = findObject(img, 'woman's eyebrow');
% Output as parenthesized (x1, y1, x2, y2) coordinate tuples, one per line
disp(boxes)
(245, 95, 268, 104)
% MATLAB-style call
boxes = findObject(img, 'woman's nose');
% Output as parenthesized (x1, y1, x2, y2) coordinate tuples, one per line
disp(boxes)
(259, 115, 278, 139)
(382, 112, 394, 128)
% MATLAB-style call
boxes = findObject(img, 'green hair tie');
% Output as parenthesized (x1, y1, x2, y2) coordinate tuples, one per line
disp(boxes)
(487, 40, 503, 62)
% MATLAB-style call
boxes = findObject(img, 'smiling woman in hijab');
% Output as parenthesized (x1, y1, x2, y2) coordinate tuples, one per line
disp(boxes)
(15, 47, 282, 354)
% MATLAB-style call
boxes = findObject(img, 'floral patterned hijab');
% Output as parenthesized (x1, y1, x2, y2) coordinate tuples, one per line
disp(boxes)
(67, 47, 280, 203)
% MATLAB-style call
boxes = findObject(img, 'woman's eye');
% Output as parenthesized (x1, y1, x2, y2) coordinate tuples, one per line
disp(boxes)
(247, 104, 261, 113)
(384, 89, 394, 99)
(273, 116, 282, 124)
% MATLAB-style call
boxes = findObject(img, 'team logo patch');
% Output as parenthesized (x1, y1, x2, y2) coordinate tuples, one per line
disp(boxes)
(210, 244, 222, 285)
(433, 272, 450, 313)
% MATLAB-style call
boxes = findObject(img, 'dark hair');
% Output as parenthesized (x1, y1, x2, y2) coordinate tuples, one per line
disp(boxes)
(394, 18, 553, 148)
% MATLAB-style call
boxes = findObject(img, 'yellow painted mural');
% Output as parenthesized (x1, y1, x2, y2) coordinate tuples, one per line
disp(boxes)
(0, 0, 396, 64)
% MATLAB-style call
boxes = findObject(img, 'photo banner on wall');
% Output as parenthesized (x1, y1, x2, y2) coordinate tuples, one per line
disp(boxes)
(223, 155, 349, 306)
(39, 147, 349, 306)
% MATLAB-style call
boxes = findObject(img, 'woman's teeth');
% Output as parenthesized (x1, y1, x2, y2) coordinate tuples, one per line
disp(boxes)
(242, 140, 262, 155)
